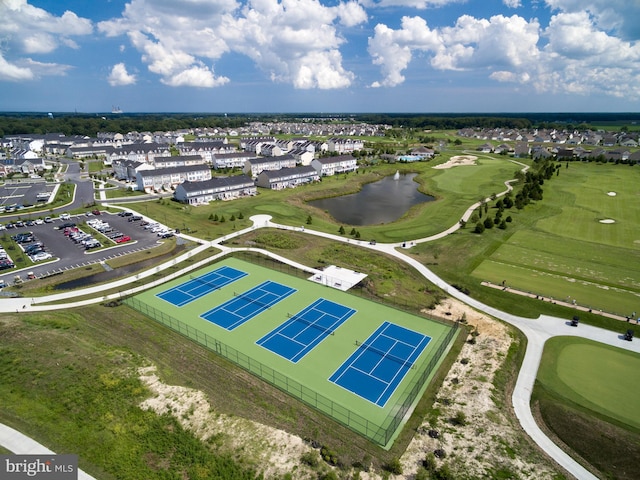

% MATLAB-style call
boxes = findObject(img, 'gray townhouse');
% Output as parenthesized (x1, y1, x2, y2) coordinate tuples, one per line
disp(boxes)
(174, 175, 256, 205)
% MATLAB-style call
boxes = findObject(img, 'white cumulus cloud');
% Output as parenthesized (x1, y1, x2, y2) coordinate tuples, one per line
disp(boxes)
(0, 0, 92, 81)
(368, 10, 640, 99)
(108, 63, 137, 86)
(98, 0, 364, 89)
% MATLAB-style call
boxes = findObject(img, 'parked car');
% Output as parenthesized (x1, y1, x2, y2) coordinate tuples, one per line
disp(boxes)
(92, 209, 101, 215)
(44, 217, 53, 223)
(115, 235, 131, 243)
(59, 213, 71, 220)
(31, 252, 52, 262)
(0, 259, 15, 270)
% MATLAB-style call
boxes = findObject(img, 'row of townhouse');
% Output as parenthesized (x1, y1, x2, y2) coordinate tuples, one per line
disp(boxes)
(0, 156, 47, 176)
(174, 175, 257, 205)
(172, 155, 358, 206)
(243, 154, 358, 178)
(256, 166, 320, 190)
(176, 141, 236, 163)
(67, 143, 171, 165)
(136, 164, 212, 192)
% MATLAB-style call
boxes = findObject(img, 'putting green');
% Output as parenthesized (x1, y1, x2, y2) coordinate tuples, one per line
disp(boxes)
(538, 337, 640, 429)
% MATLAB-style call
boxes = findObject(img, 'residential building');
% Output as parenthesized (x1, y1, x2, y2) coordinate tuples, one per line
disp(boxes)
(243, 155, 297, 178)
(311, 155, 358, 176)
(136, 164, 212, 192)
(256, 166, 320, 190)
(174, 175, 256, 205)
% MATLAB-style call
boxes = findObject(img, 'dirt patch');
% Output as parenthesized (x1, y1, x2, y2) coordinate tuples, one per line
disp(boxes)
(433, 155, 478, 169)
(138, 366, 318, 479)
(399, 298, 560, 479)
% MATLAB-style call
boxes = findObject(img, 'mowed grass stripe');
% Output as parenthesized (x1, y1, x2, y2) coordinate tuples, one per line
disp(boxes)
(484, 234, 640, 291)
(472, 260, 639, 315)
(537, 337, 640, 430)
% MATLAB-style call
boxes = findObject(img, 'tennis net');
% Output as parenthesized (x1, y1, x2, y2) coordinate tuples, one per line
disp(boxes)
(355, 341, 416, 369)
(233, 291, 273, 309)
(189, 274, 223, 291)
(288, 313, 335, 336)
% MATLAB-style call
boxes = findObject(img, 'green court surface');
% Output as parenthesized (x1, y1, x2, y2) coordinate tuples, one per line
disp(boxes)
(128, 257, 458, 448)
(537, 337, 640, 430)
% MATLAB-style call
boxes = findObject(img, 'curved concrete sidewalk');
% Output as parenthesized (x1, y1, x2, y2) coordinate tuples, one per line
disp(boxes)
(0, 424, 96, 480)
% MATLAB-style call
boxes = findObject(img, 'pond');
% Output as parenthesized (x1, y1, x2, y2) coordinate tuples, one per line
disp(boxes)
(309, 173, 434, 226)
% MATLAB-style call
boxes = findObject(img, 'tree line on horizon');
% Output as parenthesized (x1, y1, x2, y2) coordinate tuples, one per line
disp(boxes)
(0, 112, 638, 138)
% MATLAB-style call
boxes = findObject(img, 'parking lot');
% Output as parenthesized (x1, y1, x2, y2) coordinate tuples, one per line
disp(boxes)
(0, 211, 172, 285)
(0, 180, 56, 211)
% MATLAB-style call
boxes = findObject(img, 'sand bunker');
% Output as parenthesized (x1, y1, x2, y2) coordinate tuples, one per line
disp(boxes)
(607, 192, 617, 196)
(433, 155, 477, 169)
(599, 219, 615, 224)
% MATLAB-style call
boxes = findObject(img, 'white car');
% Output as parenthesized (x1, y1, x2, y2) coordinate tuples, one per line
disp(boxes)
(59, 213, 71, 220)
(34, 219, 44, 225)
(31, 252, 52, 262)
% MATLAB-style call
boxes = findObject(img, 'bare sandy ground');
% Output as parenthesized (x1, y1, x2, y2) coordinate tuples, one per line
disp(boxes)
(432, 155, 478, 169)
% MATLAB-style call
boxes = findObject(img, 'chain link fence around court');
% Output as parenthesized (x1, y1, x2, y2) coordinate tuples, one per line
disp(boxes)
(125, 296, 458, 447)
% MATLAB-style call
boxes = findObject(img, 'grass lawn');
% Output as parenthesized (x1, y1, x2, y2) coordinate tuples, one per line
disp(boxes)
(422, 162, 640, 318)
(533, 337, 640, 480)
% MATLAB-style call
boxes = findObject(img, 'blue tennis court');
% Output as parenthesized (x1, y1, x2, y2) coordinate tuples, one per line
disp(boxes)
(156, 266, 247, 307)
(201, 281, 296, 330)
(329, 322, 431, 407)
(256, 298, 356, 363)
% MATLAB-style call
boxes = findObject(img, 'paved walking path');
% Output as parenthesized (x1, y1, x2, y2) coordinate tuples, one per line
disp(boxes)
(0, 424, 96, 479)
(2, 210, 638, 480)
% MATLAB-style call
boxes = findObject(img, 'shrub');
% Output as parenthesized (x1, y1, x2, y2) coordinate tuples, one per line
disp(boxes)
(301, 451, 319, 468)
(384, 458, 403, 475)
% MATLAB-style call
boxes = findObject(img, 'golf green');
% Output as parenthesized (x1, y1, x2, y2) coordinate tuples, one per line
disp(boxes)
(538, 337, 640, 430)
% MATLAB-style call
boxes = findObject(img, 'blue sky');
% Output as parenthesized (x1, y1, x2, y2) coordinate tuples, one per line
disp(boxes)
(1, 0, 639, 113)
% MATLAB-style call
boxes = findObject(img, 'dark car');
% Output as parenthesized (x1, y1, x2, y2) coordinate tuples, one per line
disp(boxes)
(570, 316, 580, 327)
(624, 329, 634, 341)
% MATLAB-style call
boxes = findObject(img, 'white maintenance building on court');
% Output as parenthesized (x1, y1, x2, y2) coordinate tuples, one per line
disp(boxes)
(308, 265, 367, 291)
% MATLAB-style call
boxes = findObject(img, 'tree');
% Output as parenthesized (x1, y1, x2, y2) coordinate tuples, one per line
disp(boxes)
(350, 227, 357, 235)
(484, 217, 494, 229)
(474, 222, 485, 234)
(306, 215, 312, 225)
(338, 225, 345, 234)
(498, 220, 507, 229)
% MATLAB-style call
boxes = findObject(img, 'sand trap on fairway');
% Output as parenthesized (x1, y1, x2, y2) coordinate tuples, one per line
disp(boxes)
(433, 155, 477, 169)
(600, 219, 615, 224)
(607, 192, 617, 196)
